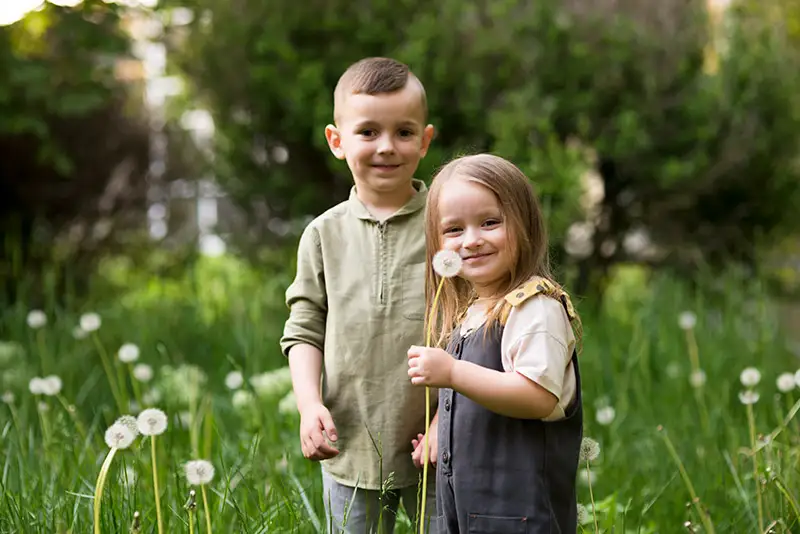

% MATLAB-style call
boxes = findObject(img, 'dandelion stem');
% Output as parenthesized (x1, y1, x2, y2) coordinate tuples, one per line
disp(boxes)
(684, 329, 710, 433)
(201, 485, 212, 533)
(419, 277, 446, 534)
(128, 364, 144, 407)
(56, 394, 87, 444)
(189, 511, 195, 534)
(92, 334, 126, 414)
(93, 447, 118, 534)
(585, 463, 599, 534)
(746, 403, 764, 534)
(151, 436, 164, 534)
(657, 425, 715, 534)
(36, 329, 50, 375)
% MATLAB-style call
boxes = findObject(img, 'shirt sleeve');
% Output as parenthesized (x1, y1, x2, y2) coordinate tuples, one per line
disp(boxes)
(279, 223, 328, 357)
(501, 296, 574, 401)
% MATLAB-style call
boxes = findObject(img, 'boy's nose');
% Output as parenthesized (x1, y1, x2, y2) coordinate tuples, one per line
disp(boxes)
(376, 135, 395, 154)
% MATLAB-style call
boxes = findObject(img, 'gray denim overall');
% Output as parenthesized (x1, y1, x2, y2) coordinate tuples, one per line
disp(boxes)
(436, 318, 583, 533)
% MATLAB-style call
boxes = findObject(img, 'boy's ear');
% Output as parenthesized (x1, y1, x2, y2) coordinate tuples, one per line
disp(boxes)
(419, 124, 435, 158)
(325, 124, 346, 160)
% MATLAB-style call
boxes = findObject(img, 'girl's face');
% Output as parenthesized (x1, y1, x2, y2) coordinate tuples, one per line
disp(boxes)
(437, 177, 512, 298)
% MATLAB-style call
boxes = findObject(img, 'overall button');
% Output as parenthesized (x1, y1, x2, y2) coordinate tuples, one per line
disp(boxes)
(444, 398, 451, 411)
(442, 451, 450, 464)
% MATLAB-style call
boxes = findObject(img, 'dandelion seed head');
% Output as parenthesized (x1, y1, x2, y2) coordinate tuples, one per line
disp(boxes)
(432, 249, 462, 278)
(2, 391, 14, 404)
(578, 467, 596, 485)
(136, 408, 168, 436)
(178, 411, 192, 428)
(37, 401, 49, 412)
(133, 363, 153, 383)
(278, 390, 297, 416)
(0, 341, 24, 365)
(232, 389, 254, 409)
(26, 310, 47, 329)
(104, 422, 135, 449)
(40, 375, 62, 396)
(665, 361, 681, 379)
(118, 343, 140, 363)
(595, 406, 616, 426)
(777, 372, 795, 393)
(28, 377, 47, 395)
(72, 326, 88, 340)
(740, 367, 761, 387)
(120, 465, 137, 487)
(577, 503, 588, 524)
(115, 415, 140, 437)
(225, 370, 244, 390)
(738, 390, 760, 405)
(579, 437, 600, 462)
(79, 312, 101, 333)
(678, 311, 696, 330)
(142, 388, 162, 406)
(794, 369, 800, 388)
(184, 459, 215, 485)
(689, 369, 706, 388)
(249, 367, 292, 399)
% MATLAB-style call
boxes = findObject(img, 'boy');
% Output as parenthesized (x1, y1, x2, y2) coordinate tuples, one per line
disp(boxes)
(280, 57, 439, 533)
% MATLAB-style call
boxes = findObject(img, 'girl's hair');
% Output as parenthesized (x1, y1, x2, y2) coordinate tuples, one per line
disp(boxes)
(423, 153, 582, 348)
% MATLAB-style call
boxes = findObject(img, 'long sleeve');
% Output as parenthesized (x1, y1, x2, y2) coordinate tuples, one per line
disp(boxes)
(280, 223, 327, 356)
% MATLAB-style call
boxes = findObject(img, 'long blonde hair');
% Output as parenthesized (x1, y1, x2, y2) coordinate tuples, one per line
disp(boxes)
(423, 154, 582, 348)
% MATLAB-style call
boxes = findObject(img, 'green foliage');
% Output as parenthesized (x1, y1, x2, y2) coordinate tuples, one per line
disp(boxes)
(2, 253, 800, 531)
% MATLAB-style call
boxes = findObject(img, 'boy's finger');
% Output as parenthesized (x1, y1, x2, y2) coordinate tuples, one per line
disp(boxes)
(320, 413, 338, 441)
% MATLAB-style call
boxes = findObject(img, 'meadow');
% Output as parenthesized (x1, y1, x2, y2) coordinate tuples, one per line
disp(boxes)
(1, 251, 799, 533)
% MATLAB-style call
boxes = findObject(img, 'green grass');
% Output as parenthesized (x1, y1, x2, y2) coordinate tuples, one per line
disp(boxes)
(1, 254, 800, 533)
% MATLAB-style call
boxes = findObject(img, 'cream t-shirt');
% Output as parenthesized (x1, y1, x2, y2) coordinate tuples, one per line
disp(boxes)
(459, 294, 577, 421)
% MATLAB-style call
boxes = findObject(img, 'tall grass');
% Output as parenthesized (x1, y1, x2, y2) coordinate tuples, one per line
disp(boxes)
(0, 254, 799, 533)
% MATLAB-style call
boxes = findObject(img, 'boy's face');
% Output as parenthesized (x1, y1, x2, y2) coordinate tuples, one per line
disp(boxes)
(325, 83, 434, 198)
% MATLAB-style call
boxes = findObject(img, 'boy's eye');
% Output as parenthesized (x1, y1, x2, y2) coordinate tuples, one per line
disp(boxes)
(398, 129, 415, 137)
(359, 129, 377, 137)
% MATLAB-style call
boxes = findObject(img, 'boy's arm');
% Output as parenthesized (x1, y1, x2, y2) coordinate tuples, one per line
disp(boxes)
(280, 224, 339, 459)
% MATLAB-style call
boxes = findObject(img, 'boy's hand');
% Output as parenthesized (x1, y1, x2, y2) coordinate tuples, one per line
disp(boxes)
(411, 420, 438, 468)
(408, 346, 455, 388)
(299, 403, 339, 461)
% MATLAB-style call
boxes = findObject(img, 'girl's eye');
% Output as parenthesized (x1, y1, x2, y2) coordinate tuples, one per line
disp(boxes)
(443, 227, 461, 235)
(398, 129, 415, 137)
(483, 219, 501, 227)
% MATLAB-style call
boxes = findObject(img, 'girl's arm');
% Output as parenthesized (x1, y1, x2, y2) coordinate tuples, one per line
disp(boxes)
(450, 360, 557, 419)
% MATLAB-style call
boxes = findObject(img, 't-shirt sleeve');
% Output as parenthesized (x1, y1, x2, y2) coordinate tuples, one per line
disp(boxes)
(501, 296, 574, 401)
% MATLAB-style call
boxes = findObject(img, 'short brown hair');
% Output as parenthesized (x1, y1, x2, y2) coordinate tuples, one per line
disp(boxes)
(333, 57, 427, 122)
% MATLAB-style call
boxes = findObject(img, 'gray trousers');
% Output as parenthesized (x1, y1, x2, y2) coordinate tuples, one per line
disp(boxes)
(321, 469, 439, 534)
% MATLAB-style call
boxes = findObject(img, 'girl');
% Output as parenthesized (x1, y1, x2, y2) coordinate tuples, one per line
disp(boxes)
(408, 154, 583, 533)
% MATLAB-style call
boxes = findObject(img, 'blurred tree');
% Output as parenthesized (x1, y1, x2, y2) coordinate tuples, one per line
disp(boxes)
(162, 0, 800, 297)
(0, 1, 200, 304)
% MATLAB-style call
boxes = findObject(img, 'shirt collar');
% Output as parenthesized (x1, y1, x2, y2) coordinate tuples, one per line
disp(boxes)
(348, 179, 428, 221)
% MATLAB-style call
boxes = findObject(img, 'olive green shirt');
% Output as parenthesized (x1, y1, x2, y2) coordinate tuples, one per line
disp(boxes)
(280, 180, 435, 490)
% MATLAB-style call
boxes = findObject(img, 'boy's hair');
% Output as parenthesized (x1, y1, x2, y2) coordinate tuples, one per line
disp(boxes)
(423, 153, 582, 348)
(333, 57, 428, 123)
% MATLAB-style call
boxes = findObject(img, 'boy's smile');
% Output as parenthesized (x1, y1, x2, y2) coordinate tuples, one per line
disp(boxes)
(325, 83, 434, 211)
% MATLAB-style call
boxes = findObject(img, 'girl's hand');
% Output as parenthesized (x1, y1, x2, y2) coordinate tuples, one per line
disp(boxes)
(408, 346, 455, 388)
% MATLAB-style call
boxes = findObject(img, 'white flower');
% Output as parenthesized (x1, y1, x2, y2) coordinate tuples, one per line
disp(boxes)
(79, 312, 101, 333)
(225, 370, 244, 390)
(777, 373, 795, 393)
(740, 367, 761, 388)
(118, 343, 140, 363)
(104, 423, 135, 449)
(232, 389, 254, 409)
(142, 388, 162, 406)
(184, 459, 215, 485)
(432, 249, 462, 278)
(678, 311, 696, 330)
(595, 406, 616, 426)
(136, 408, 168, 436)
(72, 326, 88, 340)
(26, 310, 47, 329)
(739, 390, 760, 405)
(689, 369, 706, 388)
(40, 375, 62, 396)
(133, 363, 153, 383)
(579, 437, 600, 463)
(2, 391, 14, 404)
(115, 415, 140, 437)
(28, 377, 46, 395)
